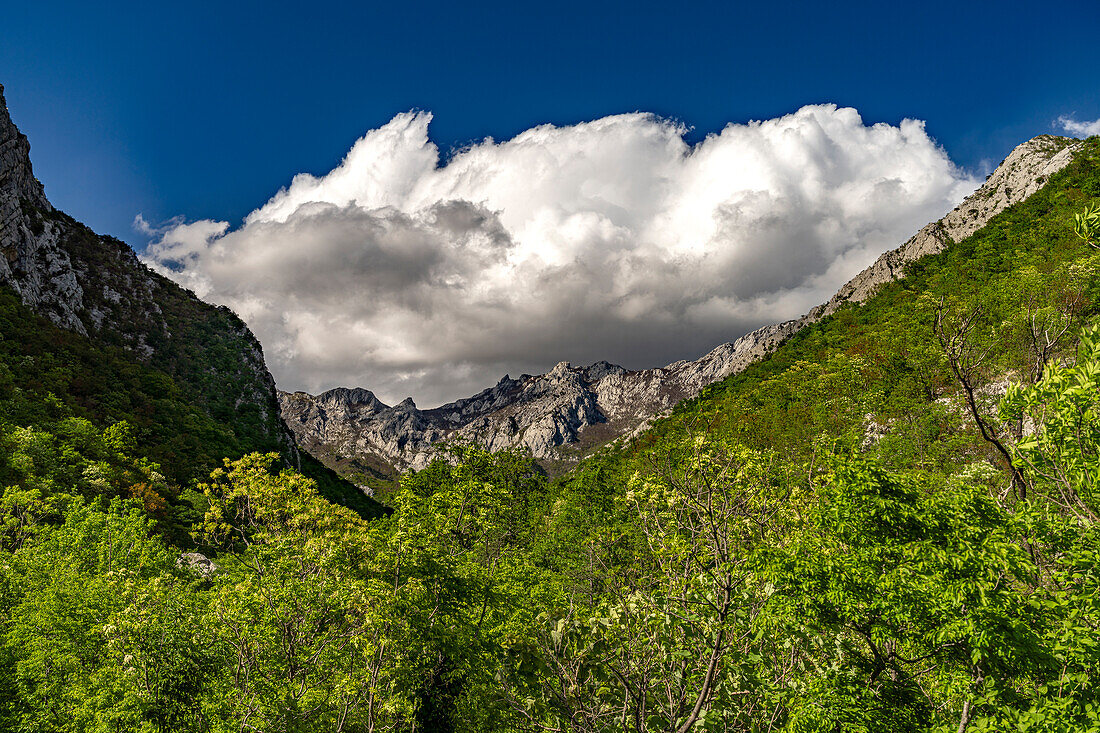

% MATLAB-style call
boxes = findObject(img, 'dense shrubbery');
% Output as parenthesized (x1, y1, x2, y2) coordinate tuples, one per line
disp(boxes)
(1, 140, 1100, 730)
(2, 417, 1098, 730)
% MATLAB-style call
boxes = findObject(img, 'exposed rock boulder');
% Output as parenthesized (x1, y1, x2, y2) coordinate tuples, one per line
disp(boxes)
(177, 552, 218, 577)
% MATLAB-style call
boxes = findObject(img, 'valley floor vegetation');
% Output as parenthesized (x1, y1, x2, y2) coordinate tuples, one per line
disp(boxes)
(3, 139, 1100, 731)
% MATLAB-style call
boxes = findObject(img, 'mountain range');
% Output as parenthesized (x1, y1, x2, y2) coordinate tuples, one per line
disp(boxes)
(279, 134, 1082, 485)
(0, 76, 1086, 501)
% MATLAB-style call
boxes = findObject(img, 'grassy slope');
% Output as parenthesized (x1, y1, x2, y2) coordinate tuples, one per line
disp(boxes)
(570, 137, 1100, 489)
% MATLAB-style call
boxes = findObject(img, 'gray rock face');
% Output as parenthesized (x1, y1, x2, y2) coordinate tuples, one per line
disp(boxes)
(281, 362, 615, 472)
(0, 83, 296, 460)
(0, 82, 86, 334)
(282, 134, 1084, 476)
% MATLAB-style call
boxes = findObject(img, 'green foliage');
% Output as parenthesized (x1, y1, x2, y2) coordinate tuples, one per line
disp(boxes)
(0, 284, 385, 523)
(195, 453, 406, 730)
(3, 143, 1100, 731)
(298, 450, 389, 520)
(2, 498, 181, 731)
(0, 418, 178, 546)
(1003, 323, 1100, 518)
(1076, 201, 1100, 247)
(498, 139, 1100, 730)
(760, 458, 1038, 730)
(0, 285, 249, 486)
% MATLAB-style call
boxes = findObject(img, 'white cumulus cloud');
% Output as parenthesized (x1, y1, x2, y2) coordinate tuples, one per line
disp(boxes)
(1058, 115, 1100, 138)
(142, 104, 978, 407)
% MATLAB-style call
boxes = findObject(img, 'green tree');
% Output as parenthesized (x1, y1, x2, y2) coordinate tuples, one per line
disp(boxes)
(2, 498, 178, 732)
(197, 453, 406, 731)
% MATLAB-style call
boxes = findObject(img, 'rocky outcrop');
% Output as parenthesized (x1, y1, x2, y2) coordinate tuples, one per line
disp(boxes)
(0, 83, 296, 462)
(281, 364, 612, 473)
(804, 135, 1082, 321)
(177, 552, 218, 577)
(282, 134, 1084, 478)
(0, 82, 84, 333)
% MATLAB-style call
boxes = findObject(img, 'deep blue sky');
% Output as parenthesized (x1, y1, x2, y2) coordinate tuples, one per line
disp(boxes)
(2, 0, 1098, 247)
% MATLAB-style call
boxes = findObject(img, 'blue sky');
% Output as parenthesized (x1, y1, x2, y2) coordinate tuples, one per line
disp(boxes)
(3, 0, 1098, 246)
(4, 0, 1100, 403)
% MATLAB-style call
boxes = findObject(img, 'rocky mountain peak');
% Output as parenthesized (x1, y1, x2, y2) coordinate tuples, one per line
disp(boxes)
(550, 360, 572, 375)
(584, 361, 626, 382)
(0, 83, 50, 214)
(315, 387, 386, 411)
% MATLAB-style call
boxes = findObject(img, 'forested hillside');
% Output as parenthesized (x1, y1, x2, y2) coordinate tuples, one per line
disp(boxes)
(0, 82, 386, 529)
(2, 85, 1100, 730)
(537, 136, 1100, 731)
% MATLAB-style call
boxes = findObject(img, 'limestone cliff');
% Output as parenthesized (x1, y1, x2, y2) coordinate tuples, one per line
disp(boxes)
(281, 134, 1084, 479)
(0, 83, 296, 464)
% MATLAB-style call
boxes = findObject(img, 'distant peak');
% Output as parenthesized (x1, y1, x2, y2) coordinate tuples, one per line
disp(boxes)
(583, 360, 626, 382)
(314, 386, 388, 410)
(550, 361, 572, 375)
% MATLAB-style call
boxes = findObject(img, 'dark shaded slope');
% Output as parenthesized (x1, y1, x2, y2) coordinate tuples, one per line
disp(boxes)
(0, 83, 384, 517)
